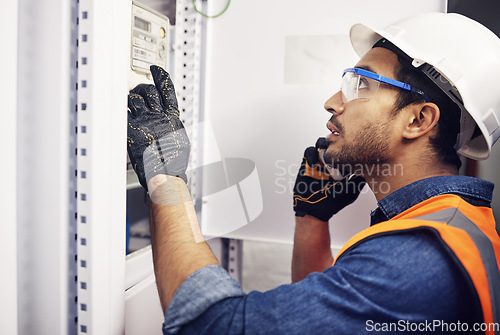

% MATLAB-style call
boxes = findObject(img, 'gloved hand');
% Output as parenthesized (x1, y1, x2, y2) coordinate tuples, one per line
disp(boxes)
(127, 65, 190, 191)
(293, 138, 366, 222)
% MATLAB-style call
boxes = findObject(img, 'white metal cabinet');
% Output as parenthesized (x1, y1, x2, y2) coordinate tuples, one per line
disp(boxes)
(15, 0, 76, 333)
(0, 0, 19, 334)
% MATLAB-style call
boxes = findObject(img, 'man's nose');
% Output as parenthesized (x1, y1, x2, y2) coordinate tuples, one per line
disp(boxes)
(324, 91, 345, 116)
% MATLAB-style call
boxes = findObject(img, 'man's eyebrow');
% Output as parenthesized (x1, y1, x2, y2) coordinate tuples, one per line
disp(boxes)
(355, 65, 377, 74)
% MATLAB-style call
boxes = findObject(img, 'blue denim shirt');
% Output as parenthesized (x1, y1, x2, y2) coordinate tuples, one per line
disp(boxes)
(163, 176, 493, 335)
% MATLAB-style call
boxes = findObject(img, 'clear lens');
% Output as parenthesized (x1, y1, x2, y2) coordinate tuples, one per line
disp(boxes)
(341, 72, 381, 103)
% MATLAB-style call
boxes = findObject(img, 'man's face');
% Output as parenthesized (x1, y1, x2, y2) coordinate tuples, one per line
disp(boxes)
(323, 47, 402, 175)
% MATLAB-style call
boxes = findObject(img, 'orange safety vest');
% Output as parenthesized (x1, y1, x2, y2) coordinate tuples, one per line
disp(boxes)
(332, 194, 500, 335)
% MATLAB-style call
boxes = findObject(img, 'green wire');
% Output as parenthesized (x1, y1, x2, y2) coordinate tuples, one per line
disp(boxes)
(192, 0, 231, 18)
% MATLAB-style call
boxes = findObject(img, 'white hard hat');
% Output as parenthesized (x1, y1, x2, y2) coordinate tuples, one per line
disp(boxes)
(349, 12, 500, 160)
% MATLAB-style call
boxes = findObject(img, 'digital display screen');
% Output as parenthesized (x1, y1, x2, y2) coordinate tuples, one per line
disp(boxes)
(134, 16, 150, 32)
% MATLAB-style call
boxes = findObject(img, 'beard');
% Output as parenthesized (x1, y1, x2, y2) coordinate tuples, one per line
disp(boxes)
(323, 120, 392, 176)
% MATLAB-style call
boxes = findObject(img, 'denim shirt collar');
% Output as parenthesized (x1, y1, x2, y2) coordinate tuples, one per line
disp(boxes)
(370, 175, 494, 226)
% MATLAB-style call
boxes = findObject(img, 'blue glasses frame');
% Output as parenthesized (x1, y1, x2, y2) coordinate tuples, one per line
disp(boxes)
(343, 67, 429, 102)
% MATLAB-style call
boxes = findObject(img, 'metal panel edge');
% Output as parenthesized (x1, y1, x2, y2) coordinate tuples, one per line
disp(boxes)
(76, 0, 129, 333)
(0, 0, 19, 333)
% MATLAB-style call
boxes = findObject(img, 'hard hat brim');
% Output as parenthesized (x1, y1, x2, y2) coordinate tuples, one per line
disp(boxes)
(350, 23, 383, 58)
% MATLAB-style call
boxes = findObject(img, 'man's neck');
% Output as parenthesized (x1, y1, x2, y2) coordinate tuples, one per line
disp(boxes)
(363, 159, 458, 202)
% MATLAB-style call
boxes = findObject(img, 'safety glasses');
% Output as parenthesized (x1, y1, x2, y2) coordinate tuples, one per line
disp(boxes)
(341, 67, 429, 103)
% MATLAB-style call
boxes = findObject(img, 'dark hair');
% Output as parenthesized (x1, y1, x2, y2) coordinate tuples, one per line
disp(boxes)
(392, 54, 462, 170)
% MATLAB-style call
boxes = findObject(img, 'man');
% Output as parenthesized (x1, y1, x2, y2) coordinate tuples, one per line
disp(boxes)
(127, 13, 500, 335)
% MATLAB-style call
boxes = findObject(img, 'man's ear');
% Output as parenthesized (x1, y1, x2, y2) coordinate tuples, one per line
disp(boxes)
(402, 103, 440, 140)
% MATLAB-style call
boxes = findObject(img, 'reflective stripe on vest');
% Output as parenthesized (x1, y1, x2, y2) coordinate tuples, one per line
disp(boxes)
(415, 207, 500, 331)
(332, 194, 500, 335)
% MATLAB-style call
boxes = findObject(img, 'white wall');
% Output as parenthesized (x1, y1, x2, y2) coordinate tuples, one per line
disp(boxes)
(201, 0, 448, 247)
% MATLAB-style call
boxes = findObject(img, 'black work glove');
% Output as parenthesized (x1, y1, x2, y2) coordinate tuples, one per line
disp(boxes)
(293, 138, 366, 222)
(127, 65, 190, 191)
